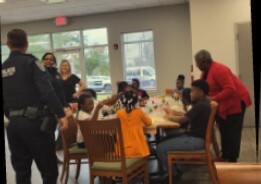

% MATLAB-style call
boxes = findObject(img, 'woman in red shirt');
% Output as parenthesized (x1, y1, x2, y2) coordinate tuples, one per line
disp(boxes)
(194, 50, 252, 162)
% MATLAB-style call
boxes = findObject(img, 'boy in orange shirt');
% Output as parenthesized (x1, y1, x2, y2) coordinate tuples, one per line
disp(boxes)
(116, 91, 152, 158)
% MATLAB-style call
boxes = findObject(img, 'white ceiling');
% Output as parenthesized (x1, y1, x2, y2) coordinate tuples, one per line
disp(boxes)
(0, 0, 188, 25)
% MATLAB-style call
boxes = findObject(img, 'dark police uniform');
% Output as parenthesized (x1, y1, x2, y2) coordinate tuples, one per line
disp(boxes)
(45, 67, 68, 150)
(2, 51, 65, 184)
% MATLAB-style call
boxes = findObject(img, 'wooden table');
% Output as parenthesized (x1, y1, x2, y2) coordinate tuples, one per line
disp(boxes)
(144, 118, 180, 134)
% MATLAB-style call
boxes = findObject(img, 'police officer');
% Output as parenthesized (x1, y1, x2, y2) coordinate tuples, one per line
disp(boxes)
(2, 29, 68, 184)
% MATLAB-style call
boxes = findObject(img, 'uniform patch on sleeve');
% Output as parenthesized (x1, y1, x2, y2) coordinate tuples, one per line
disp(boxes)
(2, 67, 16, 78)
(35, 61, 46, 71)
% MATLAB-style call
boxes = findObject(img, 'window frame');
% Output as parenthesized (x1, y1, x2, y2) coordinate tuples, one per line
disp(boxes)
(121, 30, 157, 91)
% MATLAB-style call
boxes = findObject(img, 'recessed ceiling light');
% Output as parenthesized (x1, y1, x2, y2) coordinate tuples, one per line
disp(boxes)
(0, 0, 5, 3)
(41, 0, 66, 4)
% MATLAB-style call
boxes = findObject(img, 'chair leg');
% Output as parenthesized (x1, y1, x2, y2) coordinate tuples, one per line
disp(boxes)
(144, 161, 150, 184)
(60, 156, 67, 181)
(122, 175, 128, 184)
(65, 158, 70, 184)
(168, 155, 173, 184)
(75, 159, 81, 180)
(212, 128, 220, 157)
(90, 175, 95, 184)
(207, 156, 218, 184)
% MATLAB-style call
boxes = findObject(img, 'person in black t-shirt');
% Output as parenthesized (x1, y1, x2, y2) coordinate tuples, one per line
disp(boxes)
(59, 59, 85, 103)
(131, 78, 150, 100)
(156, 79, 211, 182)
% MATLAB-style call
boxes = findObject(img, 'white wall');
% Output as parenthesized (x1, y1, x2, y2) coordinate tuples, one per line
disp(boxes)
(1, 4, 193, 96)
(189, 0, 251, 79)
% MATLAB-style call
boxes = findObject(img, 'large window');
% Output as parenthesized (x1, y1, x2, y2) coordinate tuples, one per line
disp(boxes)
(83, 28, 112, 93)
(52, 30, 81, 49)
(28, 34, 51, 60)
(122, 30, 156, 89)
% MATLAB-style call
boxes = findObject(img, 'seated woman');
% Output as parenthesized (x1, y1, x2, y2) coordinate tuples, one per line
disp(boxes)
(172, 74, 186, 105)
(116, 91, 152, 158)
(102, 81, 131, 114)
(164, 88, 192, 116)
(174, 74, 185, 93)
(163, 88, 192, 138)
(156, 79, 211, 182)
(131, 78, 149, 99)
(74, 94, 103, 148)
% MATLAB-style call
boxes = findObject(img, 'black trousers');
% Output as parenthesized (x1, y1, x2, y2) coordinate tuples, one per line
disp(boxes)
(216, 101, 246, 162)
(6, 116, 58, 184)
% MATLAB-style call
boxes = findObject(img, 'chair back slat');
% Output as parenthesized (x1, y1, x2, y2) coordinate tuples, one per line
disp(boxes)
(205, 101, 218, 151)
(78, 118, 126, 168)
(61, 116, 78, 151)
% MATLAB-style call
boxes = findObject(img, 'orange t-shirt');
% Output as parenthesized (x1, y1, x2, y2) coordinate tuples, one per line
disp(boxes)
(116, 108, 152, 158)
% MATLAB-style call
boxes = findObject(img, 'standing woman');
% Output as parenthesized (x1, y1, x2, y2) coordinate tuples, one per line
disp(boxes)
(194, 49, 252, 162)
(59, 59, 85, 103)
(42, 53, 67, 107)
(42, 53, 68, 156)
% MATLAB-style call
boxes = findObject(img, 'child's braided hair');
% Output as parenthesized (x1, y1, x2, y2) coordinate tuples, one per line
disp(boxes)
(120, 91, 138, 114)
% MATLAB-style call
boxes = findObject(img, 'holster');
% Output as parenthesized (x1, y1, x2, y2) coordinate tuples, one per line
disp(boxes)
(40, 106, 57, 133)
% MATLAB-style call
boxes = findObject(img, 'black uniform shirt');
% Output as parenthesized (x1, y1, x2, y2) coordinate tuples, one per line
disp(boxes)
(2, 51, 65, 118)
(45, 67, 67, 107)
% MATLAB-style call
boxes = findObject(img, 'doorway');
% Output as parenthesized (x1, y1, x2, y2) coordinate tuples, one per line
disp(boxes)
(236, 22, 255, 127)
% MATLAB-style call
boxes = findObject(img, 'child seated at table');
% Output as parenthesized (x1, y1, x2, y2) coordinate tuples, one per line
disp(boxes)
(75, 93, 103, 148)
(116, 90, 152, 158)
(156, 79, 211, 182)
(164, 88, 192, 116)
(163, 88, 192, 138)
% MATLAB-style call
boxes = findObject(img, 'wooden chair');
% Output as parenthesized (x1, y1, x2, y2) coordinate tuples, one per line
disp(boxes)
(215, 163, 261, 184)
(167, 101, 219, 184)
(78, 118, 149, 184)
(60, 116, 88, 184)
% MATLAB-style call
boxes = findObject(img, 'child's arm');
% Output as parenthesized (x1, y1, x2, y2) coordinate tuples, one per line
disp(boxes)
(167, 115, 190, 125)
(141, 110, 152, 126)
(164, 106, 184, 116)
(91, 102, 104, 121)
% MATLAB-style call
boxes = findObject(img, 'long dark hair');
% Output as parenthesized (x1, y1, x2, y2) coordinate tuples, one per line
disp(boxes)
(120, 91, 138, 114)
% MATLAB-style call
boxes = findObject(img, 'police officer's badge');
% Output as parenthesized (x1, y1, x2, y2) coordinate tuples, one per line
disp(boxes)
(2, 67, 16, 78)
(35, 61, 46, 71)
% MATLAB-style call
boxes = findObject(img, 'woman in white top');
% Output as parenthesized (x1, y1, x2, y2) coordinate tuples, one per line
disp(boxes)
(164, 88, 192, 116)
(163, 88, 192, 138)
